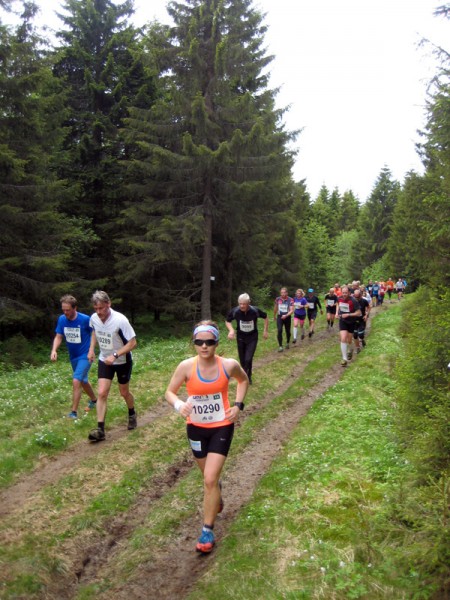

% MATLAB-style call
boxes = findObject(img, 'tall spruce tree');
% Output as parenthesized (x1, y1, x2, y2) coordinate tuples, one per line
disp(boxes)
(121, 0, 296, 319)
(353, 166, 400, 274)
(52, 0, 156, 288)
(0, 3, 97, 336)
(338, 189, 360, 231)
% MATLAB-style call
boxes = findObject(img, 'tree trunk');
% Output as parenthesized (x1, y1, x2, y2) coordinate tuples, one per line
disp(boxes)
(200, 193, 213, 320)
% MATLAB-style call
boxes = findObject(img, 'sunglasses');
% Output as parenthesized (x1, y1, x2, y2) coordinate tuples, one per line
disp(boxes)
(193, 339, 217, 347)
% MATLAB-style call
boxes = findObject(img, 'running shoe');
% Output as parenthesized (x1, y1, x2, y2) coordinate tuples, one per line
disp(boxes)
(88, 428, 105, 442)
(356, 348, 361, 354)
(301, 334, 305, 340)
(308, 332, 313, 338)
(292, 339, 297, 344)
(347, 349, 353, 360)
(278, 346, 284, 352)
(127, 412, 137, 430)
(85, 399, 97, 411)
(341, 359, 348, 367)
(285, 343, 290, 350)
(67, 411, 78, 419)
(218, 481, 224, 514)
(196, 528, 215, 553)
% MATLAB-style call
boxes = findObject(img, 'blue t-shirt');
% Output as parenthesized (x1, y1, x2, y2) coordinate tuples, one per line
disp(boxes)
(55, 312, 92, 360)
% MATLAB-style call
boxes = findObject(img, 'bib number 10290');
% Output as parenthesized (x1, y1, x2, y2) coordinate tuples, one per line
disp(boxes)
(190, 393, 225, 423)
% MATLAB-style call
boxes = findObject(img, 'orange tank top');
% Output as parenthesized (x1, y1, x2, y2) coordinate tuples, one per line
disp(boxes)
(186, 356, 231, 428)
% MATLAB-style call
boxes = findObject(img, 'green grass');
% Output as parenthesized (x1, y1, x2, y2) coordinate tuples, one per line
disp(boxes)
(1, 300, 445, 599)
(188, 301, 440, 600)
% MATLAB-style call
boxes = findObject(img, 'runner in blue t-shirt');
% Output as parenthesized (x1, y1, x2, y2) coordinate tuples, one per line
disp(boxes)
(51, 295, 97, 418)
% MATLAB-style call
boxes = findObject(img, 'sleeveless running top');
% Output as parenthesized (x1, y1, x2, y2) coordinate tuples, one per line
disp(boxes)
(186, 356, 231, 428)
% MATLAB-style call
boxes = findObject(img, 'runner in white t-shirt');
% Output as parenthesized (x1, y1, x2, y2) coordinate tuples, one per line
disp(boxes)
(87, 291, 137, 442)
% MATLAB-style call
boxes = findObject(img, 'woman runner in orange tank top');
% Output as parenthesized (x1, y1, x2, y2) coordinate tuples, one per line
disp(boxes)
(165, 320, 249, 554)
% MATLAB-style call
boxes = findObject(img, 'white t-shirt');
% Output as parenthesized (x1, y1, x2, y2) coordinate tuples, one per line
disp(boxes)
(90, 308, 136, 363)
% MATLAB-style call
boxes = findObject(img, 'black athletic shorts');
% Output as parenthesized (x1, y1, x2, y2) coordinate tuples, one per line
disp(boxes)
(307, 310, 317, 321)
(339, 318, 356, 333)
(186, 423, 234, 459)
(98, 360, 133, 384)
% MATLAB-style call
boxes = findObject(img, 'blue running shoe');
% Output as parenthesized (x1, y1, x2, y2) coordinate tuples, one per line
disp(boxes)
(196, 528, 215, 553)
(67, 411, 78, 419)
(86, 399, 97, 411)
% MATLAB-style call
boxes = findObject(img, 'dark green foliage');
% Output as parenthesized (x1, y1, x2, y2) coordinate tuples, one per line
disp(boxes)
(0, 6, 98, 335)
(52, 0, 158, 287)
(120, 0, 298, 318)
(393, 289, 450, 596)
(300, 219, 331, 290)
(395, 288, 450, 475)
(338, 189, 360, 231)
(353, 166, 400, 275)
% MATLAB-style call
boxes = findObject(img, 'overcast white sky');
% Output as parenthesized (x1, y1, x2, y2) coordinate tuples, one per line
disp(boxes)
(6, 0, 449, 201)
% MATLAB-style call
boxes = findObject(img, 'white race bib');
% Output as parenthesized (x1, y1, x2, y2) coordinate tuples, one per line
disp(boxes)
(189, 393, 225, 424)
(308, 302, 315, 309)
(240, 320, 255, 333)
(96, 331, 113, 350)
(64, 327, 81, 344)
(327, 299, 335, 306)
(279, 303, 288, 314)
(339, 302, 350, 313)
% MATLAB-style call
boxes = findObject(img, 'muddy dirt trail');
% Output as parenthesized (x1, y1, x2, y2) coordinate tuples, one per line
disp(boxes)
(1, 312, 380, 599)
(0, 329, 332, 518)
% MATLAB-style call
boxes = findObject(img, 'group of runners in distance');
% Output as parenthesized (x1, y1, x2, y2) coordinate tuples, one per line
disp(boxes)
(51, 276, 405, 554)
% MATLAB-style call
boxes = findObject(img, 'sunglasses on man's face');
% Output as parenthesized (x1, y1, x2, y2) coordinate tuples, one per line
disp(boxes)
(193, 339, 217, 347)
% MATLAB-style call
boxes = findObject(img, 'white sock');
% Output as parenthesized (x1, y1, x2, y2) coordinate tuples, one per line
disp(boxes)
(293, 327, 297, 340)
(341, 342, 347, 360)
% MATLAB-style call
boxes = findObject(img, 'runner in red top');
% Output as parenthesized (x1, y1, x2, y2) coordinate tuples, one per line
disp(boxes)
(165, 320, 248, 553)
(336, 286, 362, 367)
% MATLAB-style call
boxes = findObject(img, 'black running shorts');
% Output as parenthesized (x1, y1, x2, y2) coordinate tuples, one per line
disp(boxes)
(186, 423, 235, 459)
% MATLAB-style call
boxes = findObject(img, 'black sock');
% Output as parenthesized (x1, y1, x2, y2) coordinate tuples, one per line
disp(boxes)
(97, 422, 105, 431)
(128, 407, 136, 416)
(203, 524, 214, 531)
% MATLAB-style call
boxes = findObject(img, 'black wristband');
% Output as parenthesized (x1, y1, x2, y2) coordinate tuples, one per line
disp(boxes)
(235, 402, 245, 411)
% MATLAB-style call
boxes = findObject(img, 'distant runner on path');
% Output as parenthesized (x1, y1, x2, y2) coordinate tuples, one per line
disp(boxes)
(273, 287, 294, 351)
(352, 288, 371, 353)
(305, 288, 323, 338)
(51, 294, 97, 419)
(165, 321, 249, 554)
(292, 289, 308, 343)
(324, 288, 339, 330)
(226, 293, 268, 384)
(336, 286, 361, 367)
(395, 278, 405, 300)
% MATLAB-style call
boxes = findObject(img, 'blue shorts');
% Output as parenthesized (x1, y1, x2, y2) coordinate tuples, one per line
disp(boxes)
(70, 357, 92, 383)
